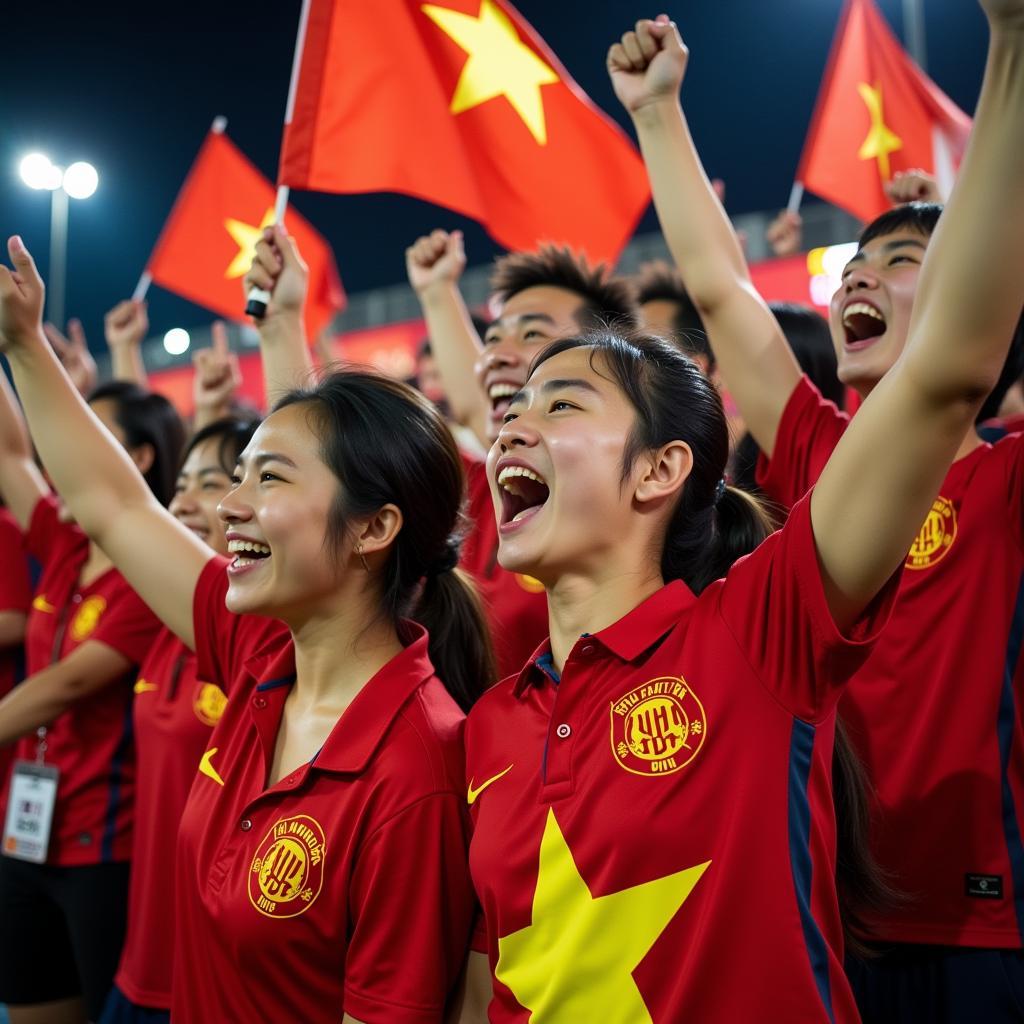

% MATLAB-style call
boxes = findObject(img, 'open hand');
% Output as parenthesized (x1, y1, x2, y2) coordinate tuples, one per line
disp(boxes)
(0, 236, 45, 352)
(44, 318, 97, 397)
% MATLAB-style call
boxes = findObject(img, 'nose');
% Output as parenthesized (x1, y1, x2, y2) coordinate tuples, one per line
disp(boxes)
(843, 264, 879, 294)
(497, 411, 538, 453)
(217, 480, 253, 525)
(478, 338, 521, 377)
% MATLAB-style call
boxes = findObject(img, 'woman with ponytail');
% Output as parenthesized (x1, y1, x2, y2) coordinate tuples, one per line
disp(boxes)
(0, 237, 493, 1023)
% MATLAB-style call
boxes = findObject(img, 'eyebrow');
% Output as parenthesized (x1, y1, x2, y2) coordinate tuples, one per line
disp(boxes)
(486, 312, 558, 337)
(510, 377, 601, 405)
(237, 452, 299, 470)
(846, 237, 928, 266)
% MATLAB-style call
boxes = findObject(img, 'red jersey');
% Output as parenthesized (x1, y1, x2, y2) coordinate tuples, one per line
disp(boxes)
(461, 454, 548, 678)
(113, 628, 225, 1009)
(758, 376, 1024, 948)
(467, 495, 899, 1023)
(9, 496, 161, 866)
(172, 558, 474, 1024)
(0, 508, 32, 817)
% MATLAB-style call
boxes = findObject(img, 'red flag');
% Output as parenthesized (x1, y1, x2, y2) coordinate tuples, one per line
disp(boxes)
(796, 0, 971, 223)
(278, 0, 650, 264)
(147, 128, 345, 338)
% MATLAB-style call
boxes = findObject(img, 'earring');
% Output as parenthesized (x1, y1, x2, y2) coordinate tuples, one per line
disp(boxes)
(356, 543, 370, 572)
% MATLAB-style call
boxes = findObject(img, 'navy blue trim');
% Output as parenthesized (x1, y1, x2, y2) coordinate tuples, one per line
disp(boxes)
(101, 697, 135, 862)
(256, 673, 296, 692)
(535, 653, 560, 685)
(998, 574, 1024, 941)
(787, 720, 835, 1023)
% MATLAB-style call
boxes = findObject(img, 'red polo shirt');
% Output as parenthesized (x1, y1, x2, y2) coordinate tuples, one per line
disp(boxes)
(113, 629, 224, 1009)
(0, 508, 32, 817)
(758, 375, 1024, 948)
(8, 496, 161, 866)
(461, 455, 548, 678)
(467, 495, 900, 1023)
(172, 558, 474, 1023)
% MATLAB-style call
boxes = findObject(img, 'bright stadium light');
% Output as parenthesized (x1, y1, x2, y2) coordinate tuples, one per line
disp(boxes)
(19, 153, 61, 191)
(62, 161, 99, 200)
(163, 328, 191, 356)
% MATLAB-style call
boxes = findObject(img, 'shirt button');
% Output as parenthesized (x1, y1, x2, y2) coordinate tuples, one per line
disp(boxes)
(240, 819, 253, 832)
(253, 697, 267, 709)
(580, 644, 595, 656)
(556, 723, 571, 739)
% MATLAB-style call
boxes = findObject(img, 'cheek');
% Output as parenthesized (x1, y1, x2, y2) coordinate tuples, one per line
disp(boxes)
(550, 431, 627, 516)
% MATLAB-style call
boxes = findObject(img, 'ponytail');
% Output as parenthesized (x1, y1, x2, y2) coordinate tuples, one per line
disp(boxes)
(415, 567, 496, 712)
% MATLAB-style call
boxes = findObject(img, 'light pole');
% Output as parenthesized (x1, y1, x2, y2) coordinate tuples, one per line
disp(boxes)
(18, 154, 99, 329)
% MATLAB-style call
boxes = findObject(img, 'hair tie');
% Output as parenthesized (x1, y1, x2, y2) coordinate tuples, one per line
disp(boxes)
(426, 541, 460, 579)
(714, 478, 727, 504)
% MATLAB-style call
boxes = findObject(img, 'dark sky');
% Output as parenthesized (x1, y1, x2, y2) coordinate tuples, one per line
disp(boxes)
(1, 1, 988, 350)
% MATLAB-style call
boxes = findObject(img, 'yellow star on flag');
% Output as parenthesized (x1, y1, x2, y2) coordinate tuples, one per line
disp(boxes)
(223, 207, 275, 279)
(495, 809, 710, 1022)
(421, 0, 559, 145)
(857, 81, 903, 181)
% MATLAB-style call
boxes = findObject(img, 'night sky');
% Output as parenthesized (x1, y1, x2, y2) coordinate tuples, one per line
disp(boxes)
(1, 0, 989, 350)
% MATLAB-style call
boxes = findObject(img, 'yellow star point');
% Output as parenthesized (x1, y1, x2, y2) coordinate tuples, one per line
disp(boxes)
(495, 809, 710, 1022)
(223, 207, 275, 279)
(857, 81, 903, 181)
(421, 0, 559, 145)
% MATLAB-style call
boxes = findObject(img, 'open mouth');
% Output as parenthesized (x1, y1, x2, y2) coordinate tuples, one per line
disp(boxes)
(227, 538, 272, 569)
(842, 302, 887, 350)
(497, 465, 550, 528)
(488, 382, 520, 423)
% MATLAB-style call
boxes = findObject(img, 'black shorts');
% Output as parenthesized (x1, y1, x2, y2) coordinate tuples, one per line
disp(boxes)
(0, 856, 130, 1020)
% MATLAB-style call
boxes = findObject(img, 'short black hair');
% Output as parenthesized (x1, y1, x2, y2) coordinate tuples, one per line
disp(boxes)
(183, 415, 261, 476)
(491, 245, 638, 331)
(769, 302, 844, 409)
(978, 304, 1024, 424)
(859, 202, 943, 248)
(632, 260, 712, 366)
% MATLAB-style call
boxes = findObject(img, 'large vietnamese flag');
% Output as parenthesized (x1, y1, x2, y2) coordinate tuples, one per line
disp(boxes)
(147, 127, 345, 338)
(278, 0, 650, 264)
(796, 0, 971, 223)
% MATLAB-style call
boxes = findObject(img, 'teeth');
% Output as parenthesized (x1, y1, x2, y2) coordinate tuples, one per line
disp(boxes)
(843, 302, 885, 326)
(512, 509, 533, 522)
(497, 466, 547, 492)
(227, 539, 271, 556)
(489, 383, 519, 400)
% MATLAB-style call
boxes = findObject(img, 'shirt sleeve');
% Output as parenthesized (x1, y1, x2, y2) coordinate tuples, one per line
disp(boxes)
(192, 556, 287, 694)
(24, 495, 80, 567)
(1000, 433, 1024, 549)
(345, 792, 475, 1024)
(89, 575, 163, 665)
(0, 512, 31, 613)
(755, 376, 850, 513)
(717, 492, 901, 722)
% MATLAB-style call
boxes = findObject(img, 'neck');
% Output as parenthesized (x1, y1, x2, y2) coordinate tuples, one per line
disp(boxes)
(546, 562, 663, 673)
(288, 598, 403, 710)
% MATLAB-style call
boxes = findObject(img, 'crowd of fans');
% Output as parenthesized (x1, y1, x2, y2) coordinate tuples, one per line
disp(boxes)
(1, 6, 1024, 1023)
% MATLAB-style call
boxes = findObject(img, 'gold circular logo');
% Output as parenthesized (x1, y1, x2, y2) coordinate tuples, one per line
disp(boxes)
(516, 574, 545, 594)
(248, 815, 326, 919)
(70, 595, 107, 642)
(905, 495, 957, 570)
(610, 677, 707, 777)
(193, 682, 227, 726)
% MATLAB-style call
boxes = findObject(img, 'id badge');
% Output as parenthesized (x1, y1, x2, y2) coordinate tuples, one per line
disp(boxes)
(2, 761, 59, 863)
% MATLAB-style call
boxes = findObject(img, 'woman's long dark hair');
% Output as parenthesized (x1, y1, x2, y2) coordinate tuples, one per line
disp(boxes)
(275, 370, 495, 711)
(532, 330, 895, 951)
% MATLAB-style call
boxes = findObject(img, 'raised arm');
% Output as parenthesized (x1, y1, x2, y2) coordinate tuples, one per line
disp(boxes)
(0, 238, 208, 647)
(243, 225, 313, 408)
(0, 366, 49, 529)
(406, 230, 490, 445)
(192, 321, 242, 431)
(609, 19, 801, 456)
(811, 0, 1024, 628)
(104, 299, 150, 386)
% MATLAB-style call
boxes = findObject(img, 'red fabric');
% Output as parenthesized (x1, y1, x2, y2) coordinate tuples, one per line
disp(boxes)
(146, 130, 345, 339)
(279, 0, 650, 264)
(460, 455, 548, 679)
(797, 0, 971, 223)
(113, 629, 226, 1010)
(760, 376, 1024, 947)
(173, 562, 474, 1023)
(0, 509, 32, 821)
(467, 496, 898, 1022)
(12, 497, 162, 866)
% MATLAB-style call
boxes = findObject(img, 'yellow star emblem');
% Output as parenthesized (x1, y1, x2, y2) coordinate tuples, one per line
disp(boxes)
(421, 0, 559, 145)
(857, 81, 903, 181)
(496, 809, 710, 1021)
(223, 207, 274, 280)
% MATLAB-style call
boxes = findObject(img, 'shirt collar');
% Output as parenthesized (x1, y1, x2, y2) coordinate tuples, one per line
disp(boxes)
(513, 580, 696, 697)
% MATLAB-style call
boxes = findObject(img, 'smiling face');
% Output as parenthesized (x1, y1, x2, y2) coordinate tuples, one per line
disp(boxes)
(487, 345, 668, 584)
(217, 404, 347, 620)
(830, 230, 930, 394)
(475, 286, 585, 442)
(169, 436, 235, 555)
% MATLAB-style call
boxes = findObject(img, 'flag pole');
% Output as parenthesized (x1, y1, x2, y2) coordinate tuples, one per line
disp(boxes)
(245, 0, 313, 320)
(787, 181, 804, 215)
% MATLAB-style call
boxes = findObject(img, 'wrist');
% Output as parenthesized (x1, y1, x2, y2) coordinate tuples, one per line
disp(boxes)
(418, 278, 462, 308)
(259, 308, 303, 338)
(630, 94, 684, 131)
